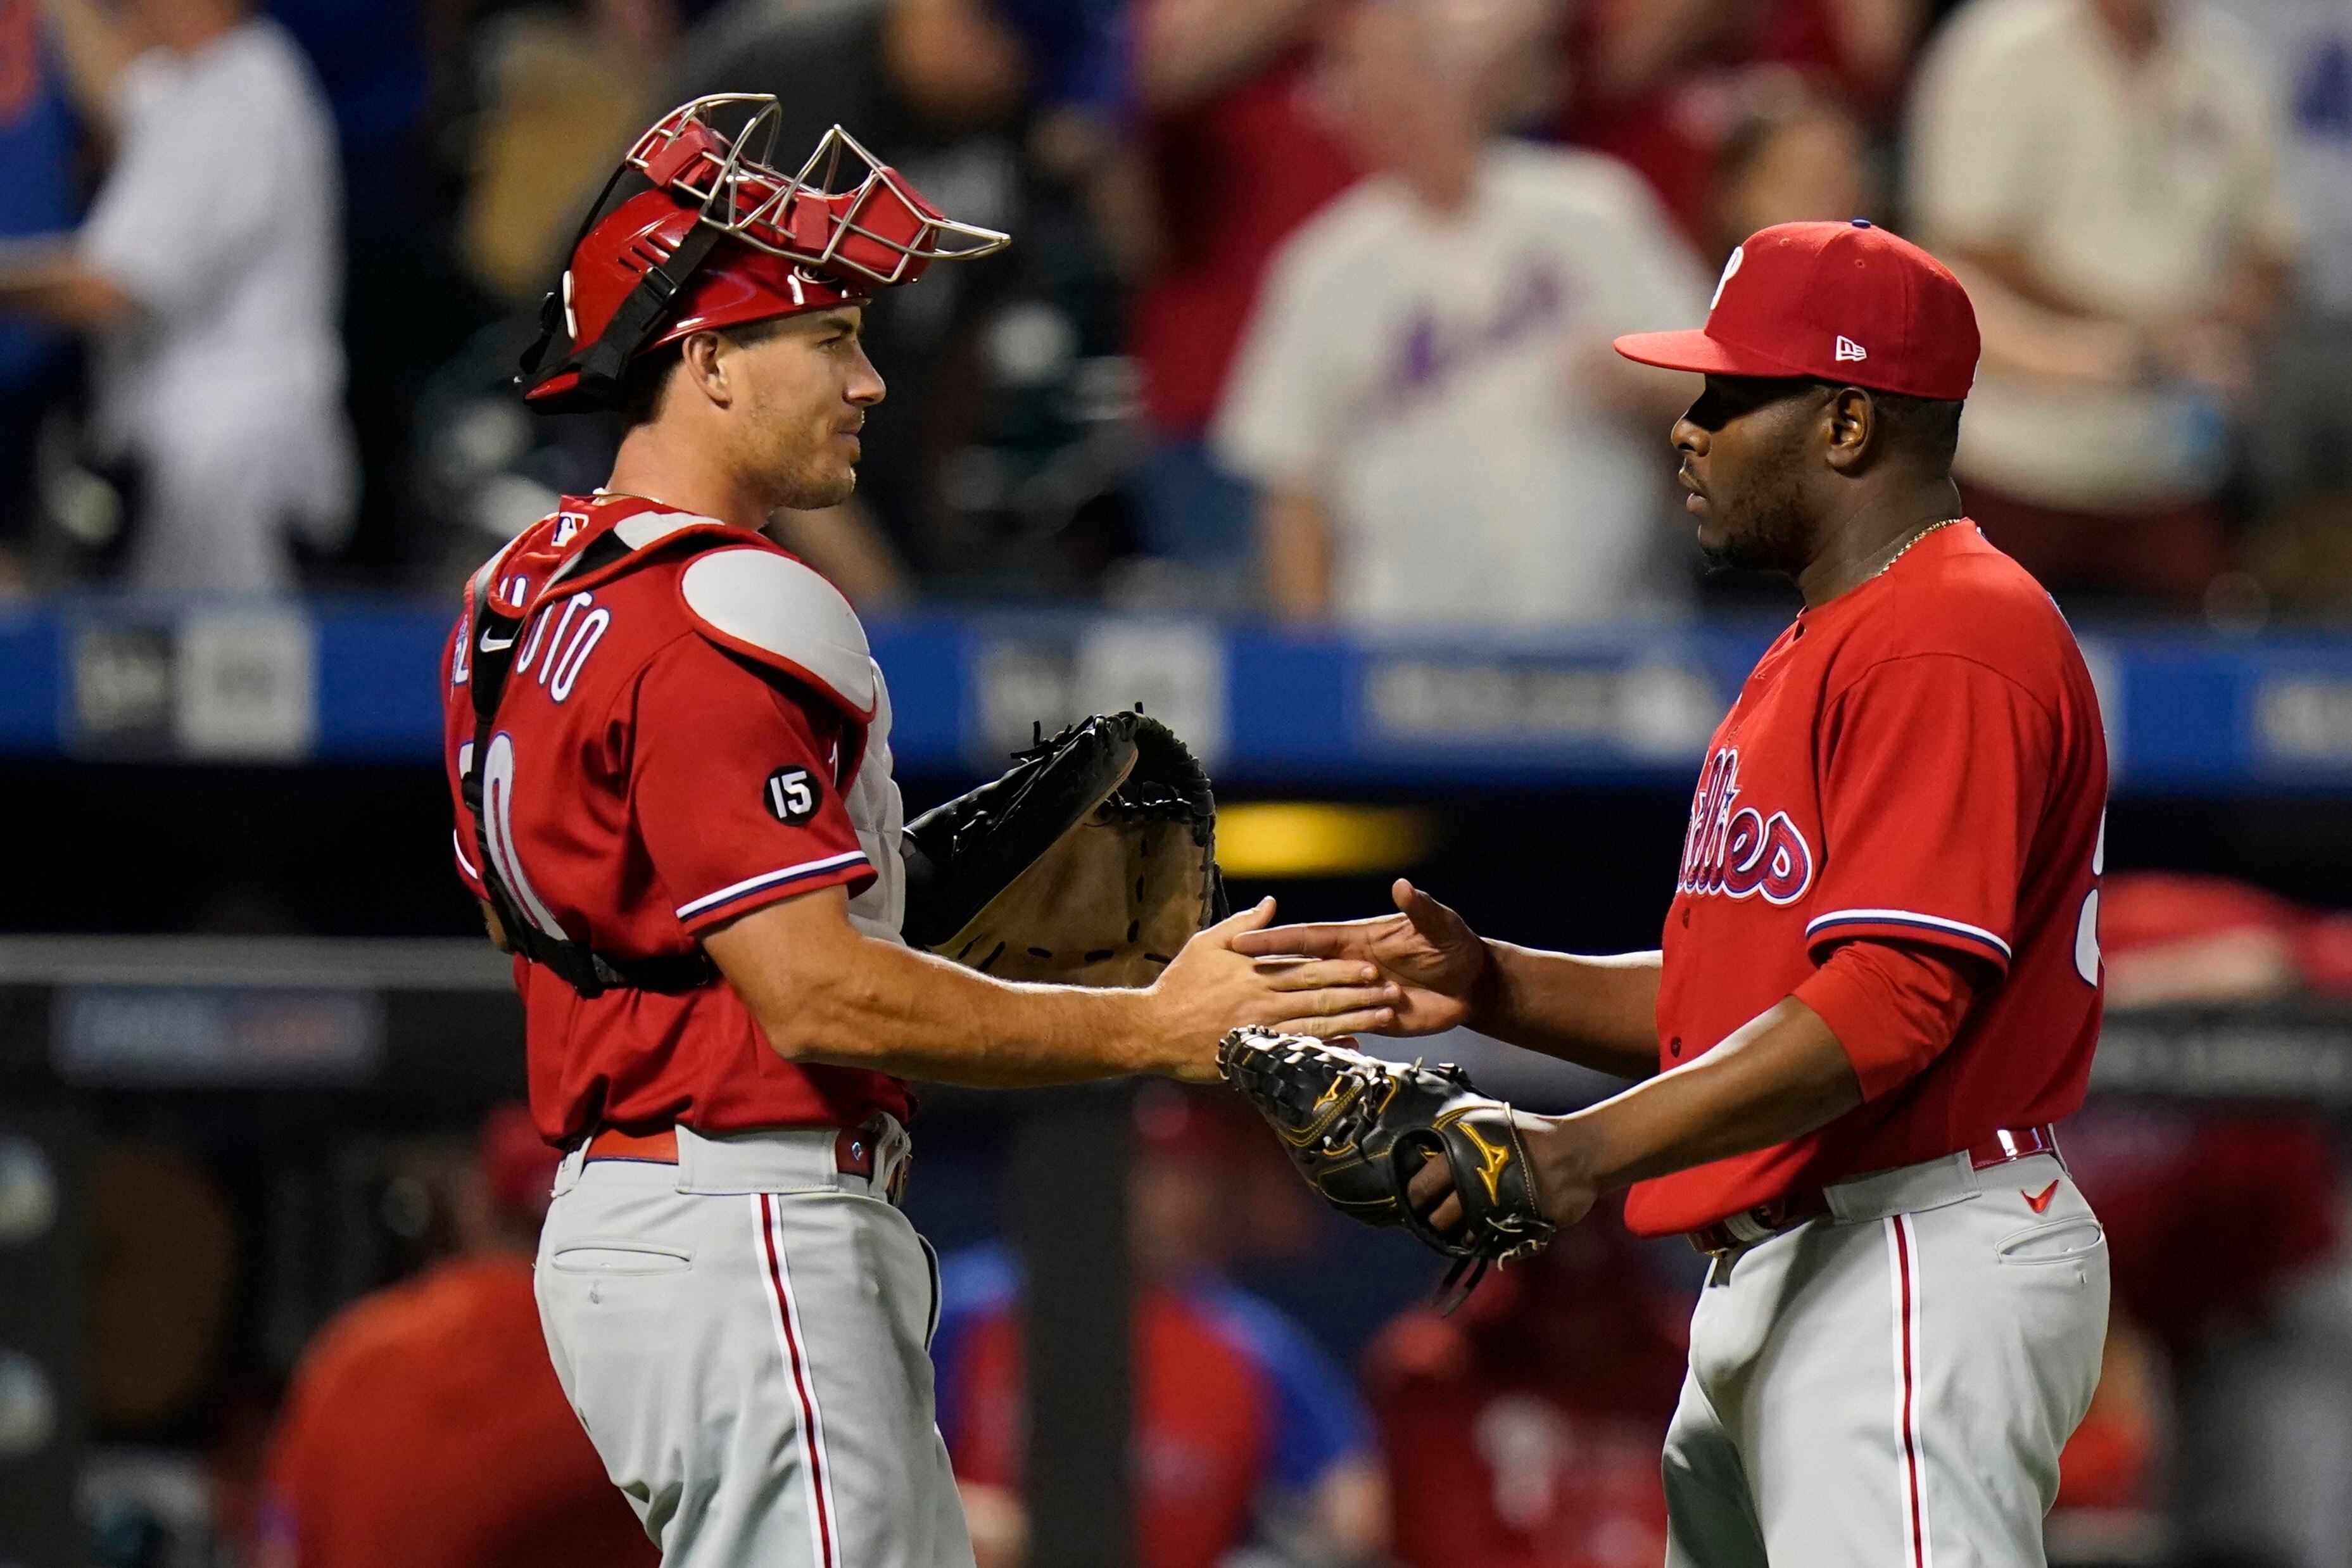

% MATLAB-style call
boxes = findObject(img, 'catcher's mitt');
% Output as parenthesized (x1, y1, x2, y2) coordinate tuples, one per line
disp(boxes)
(1217, 1027, 1555, 1308)
(899, 711, 1226, 987)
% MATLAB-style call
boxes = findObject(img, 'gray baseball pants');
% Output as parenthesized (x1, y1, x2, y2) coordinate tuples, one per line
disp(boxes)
(534, 1122, 975, 1568)
(1664, 1148, 2108, 1567)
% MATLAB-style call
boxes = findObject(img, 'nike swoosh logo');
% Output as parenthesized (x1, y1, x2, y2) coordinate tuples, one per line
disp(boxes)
(2024, 1180, 2060, 1215)
(478, 631, 517, 653)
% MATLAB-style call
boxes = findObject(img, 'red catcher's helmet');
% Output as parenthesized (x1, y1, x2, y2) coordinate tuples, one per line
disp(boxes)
(519, 94, 1010, 413)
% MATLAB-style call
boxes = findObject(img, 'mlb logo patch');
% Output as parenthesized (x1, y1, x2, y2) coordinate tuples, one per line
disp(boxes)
(1835, 335, 1868, 362)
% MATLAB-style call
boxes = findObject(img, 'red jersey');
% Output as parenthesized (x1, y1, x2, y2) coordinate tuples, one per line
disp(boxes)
(440, 493, 911, 1144)
(1361, 1219, 1690, 1568)
(1131, 32, 1360, 436)
(1627, 523, 2108, 1237)
(259, 1256, 657, 1568)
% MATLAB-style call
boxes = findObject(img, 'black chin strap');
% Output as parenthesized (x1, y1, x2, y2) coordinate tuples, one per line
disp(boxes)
(519, 196, 729, 408)
(571, 220, 729, 402)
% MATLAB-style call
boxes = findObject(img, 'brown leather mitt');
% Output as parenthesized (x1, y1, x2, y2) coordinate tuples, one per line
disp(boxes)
(899, 711, 1225, 987)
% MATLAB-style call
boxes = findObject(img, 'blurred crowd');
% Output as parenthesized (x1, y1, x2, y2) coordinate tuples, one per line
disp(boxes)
(0, 0, 2345, 619)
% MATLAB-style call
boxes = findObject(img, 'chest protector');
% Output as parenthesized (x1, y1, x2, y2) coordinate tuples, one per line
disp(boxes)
(458, 507, 878, 997)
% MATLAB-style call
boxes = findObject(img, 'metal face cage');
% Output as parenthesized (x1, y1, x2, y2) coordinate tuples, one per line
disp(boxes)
(624, 94, 1011, 288)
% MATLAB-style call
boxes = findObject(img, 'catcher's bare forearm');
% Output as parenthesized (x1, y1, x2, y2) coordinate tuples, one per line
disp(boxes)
(1530, 996, 1861, 1200)
(1474, 944, 1664, 1080)
(733, 928, 1177, 1085)
(705, 887, 1397, 1086)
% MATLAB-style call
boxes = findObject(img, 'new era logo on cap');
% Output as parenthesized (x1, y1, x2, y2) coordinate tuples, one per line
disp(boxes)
(1610, 219, 1981, 401)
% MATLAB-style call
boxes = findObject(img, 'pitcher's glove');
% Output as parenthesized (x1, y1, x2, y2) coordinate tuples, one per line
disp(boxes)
(1217, 1027, 1555, 1308)
(899, 711, 1225, 987)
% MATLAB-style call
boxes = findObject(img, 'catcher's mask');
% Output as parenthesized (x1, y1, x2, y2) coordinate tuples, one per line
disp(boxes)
(519, 94, 1011, 413)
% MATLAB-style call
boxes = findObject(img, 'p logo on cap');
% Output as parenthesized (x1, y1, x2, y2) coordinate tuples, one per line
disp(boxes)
(1709, 246, 1743, 313)
(1614, 220, 1980, 401)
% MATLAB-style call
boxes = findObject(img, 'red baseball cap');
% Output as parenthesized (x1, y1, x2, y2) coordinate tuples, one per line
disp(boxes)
(1614, 220, 1980, 401)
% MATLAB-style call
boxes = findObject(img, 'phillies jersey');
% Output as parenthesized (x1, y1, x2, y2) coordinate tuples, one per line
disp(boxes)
(440, 493, 911, 1144)
(1627, 522, 2108, 1237)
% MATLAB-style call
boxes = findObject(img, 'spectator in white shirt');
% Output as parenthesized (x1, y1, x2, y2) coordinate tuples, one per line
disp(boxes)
(2196, 0, 2352, 539)
(1213, 0, 1705, 630)
(0, 0, 353, 594)
(1906, 0, 2298, 604)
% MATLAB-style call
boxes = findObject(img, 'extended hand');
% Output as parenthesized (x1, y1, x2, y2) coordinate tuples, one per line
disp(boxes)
(1144, 899, 1400, 1081)
(1230, 879, 1489, 1037)
(1406, 1113, 1596, 1237)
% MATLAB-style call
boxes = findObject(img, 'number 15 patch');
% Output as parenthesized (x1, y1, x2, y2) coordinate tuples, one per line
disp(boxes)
(764, 767, 822, 825)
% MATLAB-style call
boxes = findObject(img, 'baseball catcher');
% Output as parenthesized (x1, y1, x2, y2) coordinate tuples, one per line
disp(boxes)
(445, 92, 1401, 1568)
(1217, 1026, 1555, 1306)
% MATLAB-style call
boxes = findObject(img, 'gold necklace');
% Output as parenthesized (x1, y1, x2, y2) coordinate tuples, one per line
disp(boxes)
(1876, 517, 1965, 578)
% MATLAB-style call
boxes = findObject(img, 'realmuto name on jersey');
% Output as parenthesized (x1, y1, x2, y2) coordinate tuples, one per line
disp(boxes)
(1678, 747, 1814, 906)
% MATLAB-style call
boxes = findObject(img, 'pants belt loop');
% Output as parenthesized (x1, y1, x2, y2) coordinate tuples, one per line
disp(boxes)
(552, 1142, 586, 1199)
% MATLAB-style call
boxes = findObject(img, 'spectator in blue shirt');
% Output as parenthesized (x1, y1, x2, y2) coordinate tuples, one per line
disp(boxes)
(0, 0, 79, 590)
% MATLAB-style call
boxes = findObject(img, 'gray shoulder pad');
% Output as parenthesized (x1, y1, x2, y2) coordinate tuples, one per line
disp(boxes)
(678, 548, 876, 721)
(616, 508, 726, 551)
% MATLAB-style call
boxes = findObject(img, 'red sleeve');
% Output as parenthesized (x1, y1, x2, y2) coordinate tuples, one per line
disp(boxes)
(1794, 938, 1980, 1101)
(632, 636, 875, 935)
(1803, 654, 2056, 976)
(441, 613, 486, 900)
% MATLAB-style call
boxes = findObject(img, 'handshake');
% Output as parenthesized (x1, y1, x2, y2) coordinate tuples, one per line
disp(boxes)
(897, 710, 1565, 1296)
